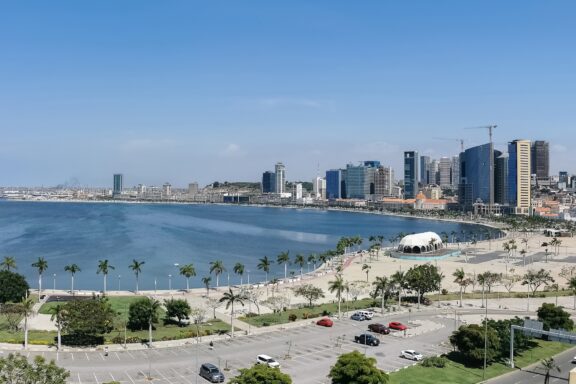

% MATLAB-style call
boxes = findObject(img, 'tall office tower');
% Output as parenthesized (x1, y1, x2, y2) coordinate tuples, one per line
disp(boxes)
(162, 183, 172, 197)
(420, 156, 431, 185)
(113, 174, 123, 196)
(531, 141, 549, 179)
(345, 161, 378, 199)
(429, 159, 439, 185)
(508, 140, 531, 214)
(326, 169, 343, 199)
(374, 166, 395, 198)
(262, 171, 276, 193)
(451, 156, 460, 188)
(404, 151, 419, 199)
(313, 177, 326, 199)
(438, 157, 452, 188)
(459, 143, 495, 209)
(494, 153, 508, 205)
(559, 171, 569, 184)
(188, 182, 199, 195)
(275, 162, 286, 194)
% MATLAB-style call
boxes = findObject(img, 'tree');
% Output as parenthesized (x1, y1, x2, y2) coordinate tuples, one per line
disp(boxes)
(522, 269, 554, 296)
(257, 256, 272, 294)
(453, 268, 466, 307)
(128, 259, 145, 294)
(486, 317, 532, 358)
(390, 270, 406, 308)
(179, 263, 196, 291)
(262, 295, 290, 315)
(328, 275, 346, 319)
(404, 264, 442, 307)
(449, 324, 500, 366)
(328, 350, 389, 384)
(0, 256, 17, 271)
(31, 257, 48, 297)
(277, 251, 290, 281)
(219, 288, 247, 338)
(292, 284, 325, 307)
(202, 276, 211, 296)
(164, 298, 191, 326)
(0, 353, 70, 384)
(537, 303, 574, 331)
(64, 264, 81, 294)
(209, 260, 226, 288)
(96, 259, 114, 295)
(372, 276, 391, 314)
(206, 296, 221, 319)
(478, 272, 501, 293)
(294, 254, 305, 279)
(61, 296, 115, 338)
(308, 254, 317, 271)
(229, 363, 292, 384)
(49, 304, 66, 350)
(362, 263, 371, 283)
(21, 297, 35, 349)
(540, 358, 561, 384)
(502, 273, 521, 296)
(232, 262, 245, 286)
(0, 270, 29, 303)
(127, 297, 160, 346)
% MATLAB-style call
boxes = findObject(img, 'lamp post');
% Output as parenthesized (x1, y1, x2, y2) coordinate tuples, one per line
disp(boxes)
(118, 275, 121, 292)
(53, 273, 56, 292)
(154, 277, 157, 293)
(247, 270, 250, 286)
(168, 274, 172, 291)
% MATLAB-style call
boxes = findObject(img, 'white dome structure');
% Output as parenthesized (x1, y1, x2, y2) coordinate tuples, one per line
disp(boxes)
(397, 232, 443, 254)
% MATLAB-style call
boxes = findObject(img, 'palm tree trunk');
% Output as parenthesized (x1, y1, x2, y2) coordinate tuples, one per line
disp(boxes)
(149, 320, 153, 347)
(57, 325, 61, 350)
(136, 275, 139, 294)
(240, 276, 243, 286)
(338, 295, 341, 319)
(24, 316, 28, 349)
(71, 275, 75, 294)
(186, 278, 190, 291)
(381, 294, 385, 315)
(284, 263, 287, 281)
(38, 274, 42, 297)
(216, 275, 220, 289)
(104, 274, 107, 294)
(459, 287, 463, 308)
(230, 302, 234, 338)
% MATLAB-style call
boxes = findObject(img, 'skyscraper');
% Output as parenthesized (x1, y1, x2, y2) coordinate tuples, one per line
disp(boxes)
(508, 140, 531, 214)
(326, 169, 343, 199)
(420, 156, 430, 185)
(494, 153, 508, 205)
(262, 171, 276, 193)
(451, 156, 460, 188)
(313, 177, 326, 199)
(374, 166, 395, 198)
(531, 140, 549, 180)
(404, 151, 419, 199)
(438, 157, 452, 188)
(275, 162, 285, 194)
(113, 174, 123, 196)
(459, 143, 495, 209)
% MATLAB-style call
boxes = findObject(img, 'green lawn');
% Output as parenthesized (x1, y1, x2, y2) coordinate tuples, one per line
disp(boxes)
(239, 298, 380, 327)
(389, 340, 573, 384)
(427, 288, 573, 303)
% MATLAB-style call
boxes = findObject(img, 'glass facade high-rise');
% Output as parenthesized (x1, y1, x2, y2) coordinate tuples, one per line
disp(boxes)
(494, 153, 508, 205)
(345, 164, 367, 199)
(326, 169, 342, 199)
(420, 156, 430, 185)
(531, 140, 549, 180)
(404, 151, 419, 199)
(262, 171, 276, 193)
(458, 143, 494, 209)
(508, 140, 531, 214)
(438, 157, 452, 188)
(113, 174, 123, 196)
(275, 162, 285, 194)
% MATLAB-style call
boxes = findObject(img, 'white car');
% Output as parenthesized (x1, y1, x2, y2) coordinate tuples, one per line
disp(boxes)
(358, 310, 374, 320)
(401, 350, 423, 361)
(256, 354, 280, 368)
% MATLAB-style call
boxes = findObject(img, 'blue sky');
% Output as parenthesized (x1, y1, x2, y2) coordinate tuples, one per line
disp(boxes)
(1, 1, 575, 187)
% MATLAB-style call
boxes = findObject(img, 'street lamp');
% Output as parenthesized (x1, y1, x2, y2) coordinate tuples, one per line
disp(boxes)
(53, 273, 56, 292)
(118, 275, 121, 292)
(168, 274, 172, 291)
(154, 277, 157, 293)
(247, 270, 250, 286)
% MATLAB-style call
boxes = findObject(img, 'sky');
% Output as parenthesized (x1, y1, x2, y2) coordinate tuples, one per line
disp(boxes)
(1, 1, 575, 188)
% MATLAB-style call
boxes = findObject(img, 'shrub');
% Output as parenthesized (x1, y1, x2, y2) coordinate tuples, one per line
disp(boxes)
(262, 322, 270, 327)
(245, 312, 258, 318)
(441, 289, 448, 295)
(288, 314, 297, 322)
(60, 334, 104, 346)
(421, 356, 448, 368)
(322, 310, 331, 316)
(302, 312, 309, 319)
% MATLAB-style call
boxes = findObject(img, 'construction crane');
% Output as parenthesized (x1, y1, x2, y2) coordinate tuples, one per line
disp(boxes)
(464, 125, 498, 143)
(432, 137, 465, 153)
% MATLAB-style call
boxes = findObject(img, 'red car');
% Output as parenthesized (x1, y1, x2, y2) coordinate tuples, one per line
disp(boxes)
(316, 318, 334, 327)
(388, 321, 408, 331)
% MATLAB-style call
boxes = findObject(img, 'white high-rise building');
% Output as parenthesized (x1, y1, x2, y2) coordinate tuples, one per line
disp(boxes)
(313, 177, 326, 199)
(295, 183, 303, 199)
(275, 162, 286, 194)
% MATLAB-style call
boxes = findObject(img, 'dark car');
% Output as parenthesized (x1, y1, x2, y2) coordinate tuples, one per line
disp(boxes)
(199, 363, 225, 383)
(368, 323, 390, 335)
(354, 333, 380, 346)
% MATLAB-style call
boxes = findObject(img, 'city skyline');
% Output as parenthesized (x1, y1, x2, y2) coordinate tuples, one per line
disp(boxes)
(1, 1, 575, 187)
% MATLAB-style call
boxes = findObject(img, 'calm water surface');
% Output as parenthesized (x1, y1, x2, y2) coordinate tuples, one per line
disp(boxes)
(0, 201, 495, 291)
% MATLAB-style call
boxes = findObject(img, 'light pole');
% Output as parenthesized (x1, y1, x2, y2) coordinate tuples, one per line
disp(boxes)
(482, 291, 488, 380)
(247, 270, 250, 286)
(168, 274, 172, 291)
(154, 277, 157, 293)
(118, 275, 121, 292)
(227, 272, 230, 288)
(53, 273, 56, 292)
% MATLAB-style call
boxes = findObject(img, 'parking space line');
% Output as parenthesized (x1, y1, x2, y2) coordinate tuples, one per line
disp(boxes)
(113, 351, 121, 360)
(126, 350, 135, 359)
(154, 368, 171, 383)
(125, 372, 136, 384)
(71, 353, 74, 360)
(85, 352, 90, 361)
(92, 372, 100, 384)
(170, 367, 194, 384)
(108, 373, 115, 382)
(77, 373, 82, 384)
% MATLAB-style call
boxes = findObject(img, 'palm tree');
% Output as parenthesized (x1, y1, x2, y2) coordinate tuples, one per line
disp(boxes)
(64, 264, 81, 294)
(569, 276, 576, 310)
(308, 254, 317, 271)
(31, 257, 48, 297)
(540, 358, 560, 384)
(97, 259, 115, 295)
(373, 276, 390, 314)
(520, 249, 527, 267)
(49, 304, 66, 350)
(129, 259, 145, 293)
(219, 288, 247, 338)
(294, 254, 305, 279)
(362, 263, 371, 282)
(143, 297, 161, 347)
(391, 270, 405, 308)
(209, 260, 226, 289)
(1, 256, 17, 271)
(21, 297, 35, 349)
(277, 251, 290, 281)
(179, 263, 196, 291)
(233, 262, 245, 286)
(257, 256, 271, 284)
(202, 276, 211, 296)
(328, 275, 346, 319)
(453, 268, 466, 307)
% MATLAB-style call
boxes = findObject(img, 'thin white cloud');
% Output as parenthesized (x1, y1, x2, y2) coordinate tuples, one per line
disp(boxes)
(219, 143, 244, 158)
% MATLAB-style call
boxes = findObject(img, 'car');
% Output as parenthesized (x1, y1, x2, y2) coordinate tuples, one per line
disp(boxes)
(368, 323, 390, 335)
(256, 354, 280, 368)
(316, 318, 334, 327)
(401, 350, 423, 361)
(358, 310, 374, 320)
(199, 363, 225, 383)
(355, 333, 380, 346)
(351, 312, 366, 321)
(389, 321, 408, 331)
